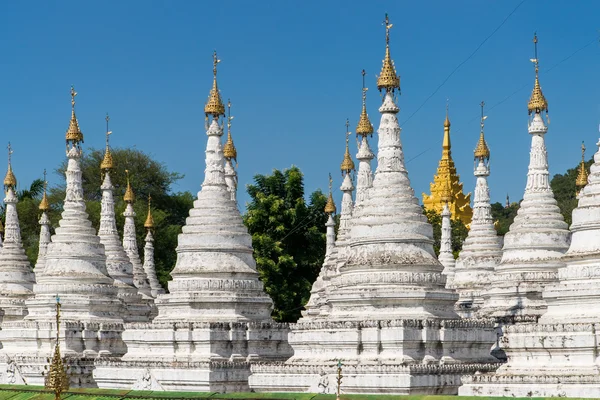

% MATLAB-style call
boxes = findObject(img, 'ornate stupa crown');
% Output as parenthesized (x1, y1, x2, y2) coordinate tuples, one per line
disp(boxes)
(440, 177, 452, 204)
(356, 70, 374, 137)
(340, 120, 355, 175)
(204, 51, 226, 118)
(101, 114, 114, 170)
(66, 86, 84, 145)
(144, 194, 155, 229)
(474, 101, 490, 161)
(576, 141, 589, 190)
(4, 143, 16, 191)
(124, 169, 135, 203)
(223, 99, 237, 161)
(39, 169, 50, 212)
(527, 34, 548, 115)
(44, 297, 69, 398)
(377, 14, 400, 93)
(324, 174, 337, 214)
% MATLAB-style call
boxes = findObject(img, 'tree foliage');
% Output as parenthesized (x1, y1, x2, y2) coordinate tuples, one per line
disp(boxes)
(550, 158, 593, 226)
(490, 201, 520, 236)
(244, 166, 327, 322)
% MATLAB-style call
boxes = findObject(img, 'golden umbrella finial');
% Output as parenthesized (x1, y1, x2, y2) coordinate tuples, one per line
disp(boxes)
(204, 50, 226, 118)
(527, 33, 548, 116)
(101, 113, 114, 171)
(4, 142, 16, 191)
(39, 168, 50, 211)
(377, 13, 400, 93)
(144, 194, 155, 229)
(340, 119, 355, 175)
(44, 296, 69, 400)
(223, 99, 237, 163)
(123, 169, 135, 203)
(66, 85, 84, 145)
(324, 173, 336, 214)
(576, 141, 588, 194)
(356, 69, 374, 137)
(474, 101, 490, 161)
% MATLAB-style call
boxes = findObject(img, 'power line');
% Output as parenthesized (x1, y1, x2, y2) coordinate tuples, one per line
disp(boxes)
(400, 0, 527, 128)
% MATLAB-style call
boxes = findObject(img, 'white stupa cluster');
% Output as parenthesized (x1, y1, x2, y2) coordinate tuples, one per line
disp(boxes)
(0, 14, 597, 398)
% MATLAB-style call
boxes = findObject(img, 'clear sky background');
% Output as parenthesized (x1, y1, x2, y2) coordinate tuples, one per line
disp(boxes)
(1, 1, 599, 211)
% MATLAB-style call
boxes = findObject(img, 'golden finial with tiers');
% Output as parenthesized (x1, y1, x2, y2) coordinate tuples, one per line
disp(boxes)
(144, 194, 155, 229)
(4, 143, 16, 191)
(576, 141, 588, 195)
(474, 101, 490, 161)
(204, 51, 226, 118)
(528, 34, 548, 115)
(223, 99, 237, 162)
(39, 169, 50, 212)
(65, 86, 84, 145)
(440, 177, 452, 204)
(377, 13, 400, 93)
(44, 296, 69, 400)
(124, 169, 135, 203)
(101, 113, 114, 170)
(340, 119, 355, 175)
(356, 70, 374, 137)
(324, 173, 336, 214)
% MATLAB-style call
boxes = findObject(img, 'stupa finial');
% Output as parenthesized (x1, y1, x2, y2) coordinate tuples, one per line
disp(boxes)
(65, 85, 84, 145)
(474, 101, 490, 161)
(124, 169, 135, 203)
(44, 296, 69, 400)
(144, 194, 155, 229)
(576, 141, 588, 193)
(324, 173, 336, 214)
(223, 99, 237, 162)
(4, 142, 16, 191)
(527, 33, 548, 116)
(204, 51, 226, 118)
(39, 168, 50, 212)
(340, 119, 355, 175)
(356, 69, 374, 137)
(377, 14, 400, 93)
(444, 99, 451, 128)
(101, 113, 114, 171)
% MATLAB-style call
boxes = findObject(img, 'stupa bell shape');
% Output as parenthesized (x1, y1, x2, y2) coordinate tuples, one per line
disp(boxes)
(154, 117, 274, 322)
(439, 202, 456, 286)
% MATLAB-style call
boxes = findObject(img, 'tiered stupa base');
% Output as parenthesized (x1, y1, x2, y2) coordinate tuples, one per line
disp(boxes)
(93, 321, 292, 391)
(249, 318, 500, 395)
(460, 321, 600, 398)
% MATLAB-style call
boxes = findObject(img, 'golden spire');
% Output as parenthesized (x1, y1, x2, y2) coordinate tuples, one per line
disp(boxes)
(123, 169, 135, 203)
(377, 13, 400, 93)
(204, 51, 226, 118)
(340, 119, 355, 175)
(444, 99, 451, 128)
(39, 169, 50, 212)
(356, 69, 374, 137)
(440, 176, 452, 204)
(65, 85, 84, 144)
(101, 113, 114, 170)
(576, 141, 588, 192)
(223, 99, 237, 162)
(144, 194, 155, 229)
(324, 173, 336, 214)
(474, 101, 491, 161)
(527, 34, 548, 115)
(442, 103, 451, 155)
(4, 142, 16, 191)
(44, 296, 69, 400)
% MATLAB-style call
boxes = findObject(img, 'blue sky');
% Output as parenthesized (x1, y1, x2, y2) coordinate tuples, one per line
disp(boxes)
(1, 1, 599, 211)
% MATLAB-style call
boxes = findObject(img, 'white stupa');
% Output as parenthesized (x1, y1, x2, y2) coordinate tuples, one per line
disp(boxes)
(453, 105, 502, 317)
(438, 187, 456, 285)
(142, 196, 164, 297)
(33, 170, 52, 278)
(250, 15, 497, 395)
(223, 100, 238, 203)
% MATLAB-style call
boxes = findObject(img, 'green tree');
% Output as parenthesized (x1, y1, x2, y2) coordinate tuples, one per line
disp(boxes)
(490, 201, 520, 236)
(423, 208, 469, 258)
(550, 158, 593, 226)
(244, 166, 327, 322)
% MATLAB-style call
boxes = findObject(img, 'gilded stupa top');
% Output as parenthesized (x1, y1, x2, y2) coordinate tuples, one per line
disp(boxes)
(66, 86, 84, 144)
(527, 34, 548, 115)
(440, 177, 452, 204)
(44, 296, 69, 398)
(4, 143, 16, 191)
(124, 169, 135, 203)
(39, 169, 50, 212)
(474, 101, 490, 161)
(223, 99, 237, 161)
(324, 174, 336, 214)
(576, 141, 588, 189)
(101, 114, 114, 170)
(144, 194, 155, 229)
(377, 14, 400, 93)
(204, 51, 226, 118)
(356, 70, 374, 136)
(340, 120, 355, 174)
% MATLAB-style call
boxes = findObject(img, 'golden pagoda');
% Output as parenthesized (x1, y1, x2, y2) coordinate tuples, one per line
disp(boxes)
(422, 107, 473, 225)
(324, 174, 336, 214)
(576, 141, 588, 195)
